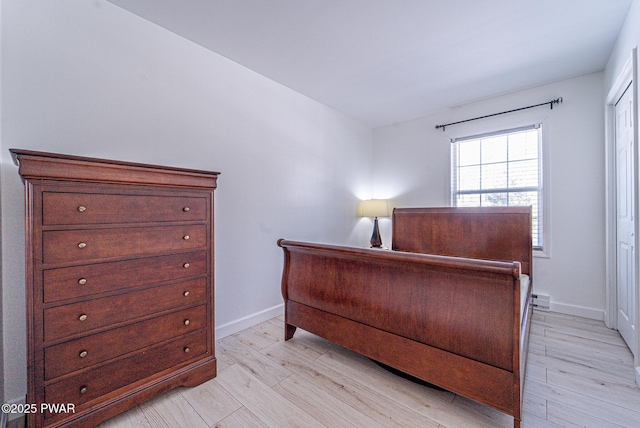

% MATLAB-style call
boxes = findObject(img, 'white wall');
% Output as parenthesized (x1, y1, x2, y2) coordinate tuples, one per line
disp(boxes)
(604, 0, 640, 384)
(605, 0, 640, 91)
(373, 73, 606, 320)
(0, 0, 4, 406)
(0, 0, 372, 406)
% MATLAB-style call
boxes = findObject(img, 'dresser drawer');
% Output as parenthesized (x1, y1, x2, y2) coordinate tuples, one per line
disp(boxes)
(45, 329, 208, 414)
(43, 192, 207, 225)
(44, 278, 207, 342)
(43, 251, 207, 303)
(43, 224, 206, 264)
(45, 305, 207, 380)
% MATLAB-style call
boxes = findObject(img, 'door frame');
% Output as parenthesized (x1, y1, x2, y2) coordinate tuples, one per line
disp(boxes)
(605, 48, 639, 386)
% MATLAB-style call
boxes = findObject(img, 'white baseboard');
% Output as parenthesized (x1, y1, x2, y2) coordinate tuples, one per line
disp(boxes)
(216, 303, 284, 339)
(3, 395, 26, 422)
(636, 366, 640, 389)
(549, 301, 605, 321)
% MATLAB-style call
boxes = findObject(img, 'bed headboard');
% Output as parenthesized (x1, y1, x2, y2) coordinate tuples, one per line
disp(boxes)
(392, 207, 532, 277)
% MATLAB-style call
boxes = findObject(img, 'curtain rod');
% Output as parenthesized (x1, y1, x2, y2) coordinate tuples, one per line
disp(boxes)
(435, 97, 562, 132)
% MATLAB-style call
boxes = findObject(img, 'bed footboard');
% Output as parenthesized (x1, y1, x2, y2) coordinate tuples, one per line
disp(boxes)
(278, 239, 530, 427)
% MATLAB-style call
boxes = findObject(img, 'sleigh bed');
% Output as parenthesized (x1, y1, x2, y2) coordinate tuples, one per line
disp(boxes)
(278, 207, 533, 427)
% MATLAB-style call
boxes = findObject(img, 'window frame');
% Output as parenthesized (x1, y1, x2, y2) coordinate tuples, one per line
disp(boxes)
(449, 124, 548, 256)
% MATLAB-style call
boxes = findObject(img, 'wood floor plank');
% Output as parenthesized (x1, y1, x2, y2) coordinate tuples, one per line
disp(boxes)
(544, 346, 635, 380)
(544, 326, 629, 351)
(546, 368, 640, 411)
(213, 407, 269, 428)
(527, 352, 637, 387)
(523, 391, 547, 420)
(537, 312, 611, 329)
(318, 345, 456, 404)
(273, 373, 388, 428)
(263, 340, 440, 427)
(233, 327, 280, 351)
(277, 329, 337, 360)
(139, 390, 208, 428)
(528, 337, 545, 349)
(546, 401, 628, 428)
(317, 346, 510, 428)
(215, 363, 323, 428)
(265, 316, 286, 333)
(525, 378, 640, 427)
(525, 362, 547, 382)
(540, 335, 633, 365)
(96, 405, 151, 428)
(216, 347, 237, 372)
(217, 335, 292, 387)
(448, 395, 512, 428)
(251, 319, 284, 343)
(522, 412, 563, 428)
(534, 320, 625, 347)
(179, 377, 243, 426)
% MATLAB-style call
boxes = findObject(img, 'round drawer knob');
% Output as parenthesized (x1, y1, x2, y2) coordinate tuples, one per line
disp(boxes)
(183, 207, 190, 212)
(79, 350, 88, 358)
(183, 347, 190, 353)
(183, 235, 190, 241)
(78, 278, 87, 285)
(80, 386, 88, 394)
(78, 314, 88, 322)
(183, 291, 190, 297)
(183, 263, 190, 269)
(77, 206, 87, 212)
(78, 242, 87, 249)
(184, 319, 190, 326)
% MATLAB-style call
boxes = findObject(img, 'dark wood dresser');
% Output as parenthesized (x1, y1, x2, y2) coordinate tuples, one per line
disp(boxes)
(10, 149, 219, 428)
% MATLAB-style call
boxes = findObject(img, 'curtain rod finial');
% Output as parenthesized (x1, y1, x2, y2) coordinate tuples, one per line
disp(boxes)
(550, 97, 563, 109)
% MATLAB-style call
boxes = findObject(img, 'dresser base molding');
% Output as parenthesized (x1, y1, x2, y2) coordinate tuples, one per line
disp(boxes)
(41, 357, 216, 427)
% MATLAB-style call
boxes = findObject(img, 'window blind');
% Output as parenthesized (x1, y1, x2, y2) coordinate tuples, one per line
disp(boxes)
(451, 125, 543, 249)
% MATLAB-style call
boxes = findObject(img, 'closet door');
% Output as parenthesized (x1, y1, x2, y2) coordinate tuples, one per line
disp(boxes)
(616, 82, 637, 355)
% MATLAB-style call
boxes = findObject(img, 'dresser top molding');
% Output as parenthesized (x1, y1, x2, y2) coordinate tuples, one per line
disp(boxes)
(10, 149, 219, 189)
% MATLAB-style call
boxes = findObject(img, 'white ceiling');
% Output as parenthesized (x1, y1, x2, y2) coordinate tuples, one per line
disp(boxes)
(108, 0, 633, 127)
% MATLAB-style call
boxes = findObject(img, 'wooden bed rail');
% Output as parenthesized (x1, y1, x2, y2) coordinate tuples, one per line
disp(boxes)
(277, 239, 522, 278)
(278, 239, 522, 371)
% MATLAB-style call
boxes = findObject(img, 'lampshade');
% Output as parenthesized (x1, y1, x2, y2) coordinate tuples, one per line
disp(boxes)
(361, 199, 389, 218)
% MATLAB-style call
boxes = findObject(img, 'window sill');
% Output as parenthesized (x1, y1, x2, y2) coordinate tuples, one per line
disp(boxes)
(534, 248, 550, 259)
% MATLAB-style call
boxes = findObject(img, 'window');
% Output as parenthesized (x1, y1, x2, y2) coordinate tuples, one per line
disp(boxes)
(451, 125, 544, 250)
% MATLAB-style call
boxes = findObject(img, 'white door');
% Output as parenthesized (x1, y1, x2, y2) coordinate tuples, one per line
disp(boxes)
(617, 82, 637, 355)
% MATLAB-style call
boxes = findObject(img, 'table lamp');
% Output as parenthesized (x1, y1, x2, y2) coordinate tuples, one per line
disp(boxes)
(361, 199, 389, 248)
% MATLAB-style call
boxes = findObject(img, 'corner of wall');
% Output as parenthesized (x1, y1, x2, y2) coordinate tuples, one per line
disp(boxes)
(0, 186, 4, 407)
(215, 304, 283, 340)
(0, 167, 4, 406)
(0, 0, 5, 406)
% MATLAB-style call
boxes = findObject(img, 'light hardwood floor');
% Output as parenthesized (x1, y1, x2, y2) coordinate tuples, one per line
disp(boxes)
(97, 311, 640, 428)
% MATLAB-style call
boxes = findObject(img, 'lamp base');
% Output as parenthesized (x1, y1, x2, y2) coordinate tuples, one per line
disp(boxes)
(370, 217, 383, 248)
